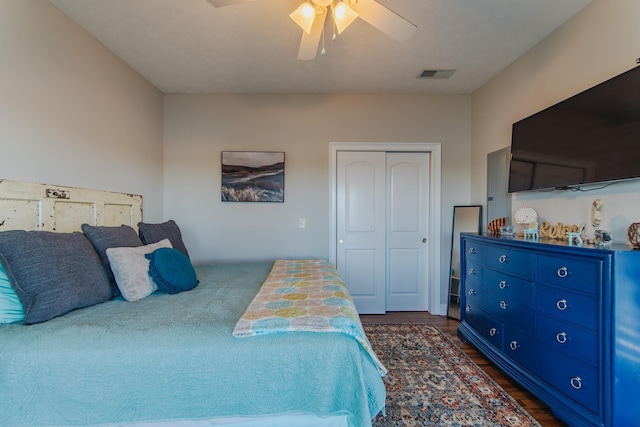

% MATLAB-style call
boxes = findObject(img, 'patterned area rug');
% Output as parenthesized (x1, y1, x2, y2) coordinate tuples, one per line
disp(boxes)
(365, 324, 541, 427)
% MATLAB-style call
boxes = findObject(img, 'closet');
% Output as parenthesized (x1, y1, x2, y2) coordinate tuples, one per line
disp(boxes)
(335, 151, 430, 313)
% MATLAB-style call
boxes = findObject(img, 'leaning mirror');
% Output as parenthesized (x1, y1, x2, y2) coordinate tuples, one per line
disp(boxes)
(448, 205, 482, 319)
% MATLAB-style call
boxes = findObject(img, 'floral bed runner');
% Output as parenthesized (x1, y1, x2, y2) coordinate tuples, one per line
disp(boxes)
(233, 259, 387, 376)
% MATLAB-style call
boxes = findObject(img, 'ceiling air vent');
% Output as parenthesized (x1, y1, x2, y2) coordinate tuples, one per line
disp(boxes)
(418, 69, 455, 79)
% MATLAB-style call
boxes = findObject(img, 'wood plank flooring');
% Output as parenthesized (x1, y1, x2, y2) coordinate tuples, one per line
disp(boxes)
(360, 312, 568, 427)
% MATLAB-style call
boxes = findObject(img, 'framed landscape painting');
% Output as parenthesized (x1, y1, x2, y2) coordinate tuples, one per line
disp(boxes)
(221, 151, 285, 202)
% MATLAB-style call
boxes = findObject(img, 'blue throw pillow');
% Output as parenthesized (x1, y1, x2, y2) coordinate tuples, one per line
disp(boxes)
(81, 224, 144, 298)
(0, 253, 25, 324)
(145, 248, 198, 295)
(138, 220, 191, 260)
(0, 231, 111, 324)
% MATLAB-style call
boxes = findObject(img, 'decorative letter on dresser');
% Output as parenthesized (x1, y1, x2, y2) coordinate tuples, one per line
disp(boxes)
(458, 233, 640, 427)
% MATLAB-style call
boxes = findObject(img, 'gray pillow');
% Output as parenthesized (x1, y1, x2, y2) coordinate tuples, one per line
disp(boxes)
(138, 220, 190, 259)
(0, 230, 111, 324)
(81, 224, 144, 297)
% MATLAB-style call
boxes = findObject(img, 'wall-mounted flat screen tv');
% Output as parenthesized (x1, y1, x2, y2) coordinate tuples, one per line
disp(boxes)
(508, 66, 640, 193)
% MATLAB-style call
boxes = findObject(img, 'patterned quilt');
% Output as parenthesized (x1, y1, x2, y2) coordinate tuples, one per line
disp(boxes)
(233, 259, 387, 376)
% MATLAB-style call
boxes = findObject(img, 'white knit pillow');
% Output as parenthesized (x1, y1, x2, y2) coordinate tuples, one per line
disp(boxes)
(106, 239, 172, 302)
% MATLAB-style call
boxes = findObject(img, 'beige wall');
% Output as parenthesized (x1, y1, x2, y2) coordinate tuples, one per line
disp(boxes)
(0, 0, 165, 221)
(164, 94, 471, 263)
(471, 0, 640, 243)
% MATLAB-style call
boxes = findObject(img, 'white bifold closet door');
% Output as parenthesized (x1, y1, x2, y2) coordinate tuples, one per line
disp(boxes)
(336, 151, 430, 314)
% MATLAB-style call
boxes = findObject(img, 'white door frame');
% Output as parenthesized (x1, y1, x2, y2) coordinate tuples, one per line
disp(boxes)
(329, 142, 442, 315)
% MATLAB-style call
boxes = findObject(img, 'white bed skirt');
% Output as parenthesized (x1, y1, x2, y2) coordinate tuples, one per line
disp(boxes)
(113, 413, 351, 427)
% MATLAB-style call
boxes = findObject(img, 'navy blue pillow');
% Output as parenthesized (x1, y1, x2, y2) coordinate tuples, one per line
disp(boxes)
(0, 231, 111, 324)
(145, 248, 198, 295)
(138, 220, 190, 260)
(81, 224, 144, 298)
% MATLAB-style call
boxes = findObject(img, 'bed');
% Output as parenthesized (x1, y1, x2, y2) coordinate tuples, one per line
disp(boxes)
(0, 180, 386, 427)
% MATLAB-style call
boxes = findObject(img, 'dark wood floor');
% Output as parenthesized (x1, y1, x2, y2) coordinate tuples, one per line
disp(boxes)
(360, 312, 568, 427)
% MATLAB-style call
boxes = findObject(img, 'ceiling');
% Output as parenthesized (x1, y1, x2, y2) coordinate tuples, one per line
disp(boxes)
(49, 0, 592, 94)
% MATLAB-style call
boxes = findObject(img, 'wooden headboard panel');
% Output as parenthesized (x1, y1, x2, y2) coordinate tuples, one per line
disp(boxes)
(0, 180, 142, 232)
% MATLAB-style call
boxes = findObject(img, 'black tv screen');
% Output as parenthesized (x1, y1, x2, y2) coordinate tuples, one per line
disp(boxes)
(508, 66, 640, 193)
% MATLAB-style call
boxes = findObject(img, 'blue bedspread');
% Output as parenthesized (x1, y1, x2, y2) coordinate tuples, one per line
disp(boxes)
(0, 262, 385, 427)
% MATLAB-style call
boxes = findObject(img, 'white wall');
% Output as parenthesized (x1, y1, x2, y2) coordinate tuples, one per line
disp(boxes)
(471, 0, 640, 244)
(0, 1, 165, 221)
(164, 94, 471, 266)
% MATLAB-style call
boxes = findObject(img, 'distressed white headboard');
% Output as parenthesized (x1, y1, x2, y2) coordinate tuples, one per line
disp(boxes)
(0, 180, 142, 232)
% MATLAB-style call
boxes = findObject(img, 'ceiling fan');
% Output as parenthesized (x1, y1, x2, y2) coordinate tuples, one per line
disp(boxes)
(206, 0, 417, 60)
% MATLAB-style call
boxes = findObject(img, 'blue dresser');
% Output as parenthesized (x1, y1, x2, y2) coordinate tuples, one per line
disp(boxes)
(458, 233, 640, 427)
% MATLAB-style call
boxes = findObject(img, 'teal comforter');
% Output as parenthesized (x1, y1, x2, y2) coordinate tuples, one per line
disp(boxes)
(0, 262, 385, 427)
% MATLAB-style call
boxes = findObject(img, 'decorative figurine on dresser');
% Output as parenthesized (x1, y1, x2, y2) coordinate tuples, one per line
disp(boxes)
(628, 222, 640, 249)
(458, 232, 640, 427)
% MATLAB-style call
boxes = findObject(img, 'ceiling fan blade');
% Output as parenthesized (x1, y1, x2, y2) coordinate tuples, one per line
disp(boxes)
(205, 0, 256, 8)
(297, 10, 327, 61)
(353, 0, 417, 42)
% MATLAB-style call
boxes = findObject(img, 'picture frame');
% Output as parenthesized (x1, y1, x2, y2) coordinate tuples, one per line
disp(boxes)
(221, 151, 285, 203)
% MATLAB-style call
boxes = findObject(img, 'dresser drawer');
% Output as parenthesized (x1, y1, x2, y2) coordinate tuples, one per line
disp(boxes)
(465, 307, 503, 350)
(483, 268, 534, 306)
(483, 290, 535, 334)
(464, 260, 483, 285)
(464, 280, 481, 304)
(481, 245, 534, 277)
(537, 254, 602, 295)
(463, 240, 483, 263)
(504, 327, 599, 414)
(536, 285, 599, 330)
(536, 314, 598, 367)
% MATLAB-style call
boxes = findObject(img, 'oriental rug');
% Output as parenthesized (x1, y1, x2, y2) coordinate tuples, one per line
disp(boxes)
(365, 324, 541, 427)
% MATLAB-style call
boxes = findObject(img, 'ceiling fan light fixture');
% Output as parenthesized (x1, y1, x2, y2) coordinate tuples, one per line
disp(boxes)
(333, 1, 358, 34)
(290, 2, 318, 35)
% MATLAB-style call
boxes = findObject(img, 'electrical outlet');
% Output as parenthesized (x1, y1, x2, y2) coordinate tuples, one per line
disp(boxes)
(298, 218, 306, 229)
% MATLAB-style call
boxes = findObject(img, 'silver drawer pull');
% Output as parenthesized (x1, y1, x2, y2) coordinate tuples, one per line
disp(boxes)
(468, 247, 477, 255)
(499, 280, 508, 290)
(499, 300, 508, 310)
(557, 266, 569, 278)
(556, 332, 568, 344)
(570, 377, 582, 390)
(468, 288, 477, 296)
(468, 268, 476, 275)
(465, 305, 471, 312)
(489, 327, 497, 337)
(556, 299, 568, 311)
(498, 254, 508, 263)
(509, 340, 519, 351)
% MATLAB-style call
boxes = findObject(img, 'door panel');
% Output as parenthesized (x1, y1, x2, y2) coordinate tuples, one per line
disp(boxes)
(388, 248, 419, 293)
(344, 249, 377, 296)
(487, 147, 511, 223)
(386, 153, 430, 311)
(336, 151, 386, 313)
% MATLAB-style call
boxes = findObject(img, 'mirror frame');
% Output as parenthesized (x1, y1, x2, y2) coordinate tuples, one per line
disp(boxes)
(447, 205, 482, 319)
